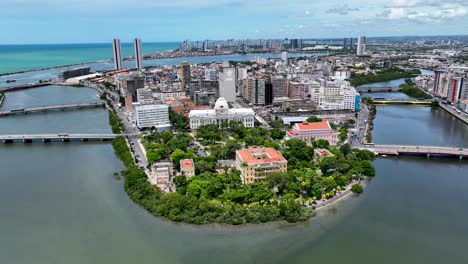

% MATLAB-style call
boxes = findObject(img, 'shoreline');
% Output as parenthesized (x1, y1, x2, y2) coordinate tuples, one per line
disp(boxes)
(314, 180, 367, 211)
(0, 50, 317, 78)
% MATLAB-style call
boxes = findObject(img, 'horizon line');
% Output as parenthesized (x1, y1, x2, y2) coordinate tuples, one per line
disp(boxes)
(1, 34, 468, 46)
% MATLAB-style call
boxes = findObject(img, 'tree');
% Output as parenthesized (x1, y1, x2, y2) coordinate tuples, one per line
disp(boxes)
(339, 143, 352, 156)
(351, 184, 363, 194)
(322, 176, 337, 192)
(224, 140, 242, 159)
(306, 116, 322, 122)
(359, 160, 375, 176)
(313, 139, 330, 149)
(270, 128, 286, 140)
(250, 182, 274, 204)
(171, 149, 195, 170)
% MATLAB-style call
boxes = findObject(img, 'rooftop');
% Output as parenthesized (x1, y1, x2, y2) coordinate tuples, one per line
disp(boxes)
(295, 121, 331, 131)
(180, 159, 194, 169)
(236, 147, 286, 164)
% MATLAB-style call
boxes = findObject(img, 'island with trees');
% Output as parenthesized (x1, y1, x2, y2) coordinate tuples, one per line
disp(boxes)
(350, 68, 421, 87)
(110, 111, 375, 225)
(399, 79, 432, 99)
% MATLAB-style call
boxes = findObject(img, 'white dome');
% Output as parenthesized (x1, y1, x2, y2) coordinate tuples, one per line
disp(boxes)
(214, 97, 229, 110)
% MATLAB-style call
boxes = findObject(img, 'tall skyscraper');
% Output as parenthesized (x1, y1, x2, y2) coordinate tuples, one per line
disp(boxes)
(133, 38, 143, 69)
(357, 36, 366, 56)
(219, 67, 237, 102)
(281, 52, 288, 65)
(180, 61, 191, 89)
(112, 38, 122, 70)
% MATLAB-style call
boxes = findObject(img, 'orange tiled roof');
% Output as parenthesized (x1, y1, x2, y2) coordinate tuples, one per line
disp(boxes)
(237, 147, 286, 164)
(181, 159, 194, 169)
(296, 121, 330, 131)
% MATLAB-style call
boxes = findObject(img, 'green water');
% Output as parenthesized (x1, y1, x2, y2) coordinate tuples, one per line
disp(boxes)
(0, 42, 178, 74)
(0, 88, 468, 263)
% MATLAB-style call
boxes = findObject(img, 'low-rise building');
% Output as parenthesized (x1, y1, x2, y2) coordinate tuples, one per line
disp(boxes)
(189, 97, 255, 129)
(235, 147, 287, 184)
(180, 159, 195, 177)
(286, 121, 337, 145)
(314, 148, 335, 162)
(150, 162, 174, 186)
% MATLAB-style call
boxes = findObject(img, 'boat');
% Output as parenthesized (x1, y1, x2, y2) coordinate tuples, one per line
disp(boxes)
(6, 79, 16, 83)
(381, 155, 387, 157)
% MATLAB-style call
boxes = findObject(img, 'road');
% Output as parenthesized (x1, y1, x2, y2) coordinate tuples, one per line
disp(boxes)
(94, 82, 150, 175)
(439, 103, 468, 125)
(351, 101, 370, 147)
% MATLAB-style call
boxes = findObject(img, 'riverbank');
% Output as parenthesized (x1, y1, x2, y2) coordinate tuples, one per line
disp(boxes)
(439, 103, 468, 125)
(314, 180, 366, 211)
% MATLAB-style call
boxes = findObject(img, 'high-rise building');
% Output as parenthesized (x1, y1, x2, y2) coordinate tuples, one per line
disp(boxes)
(448, 77, 464, 103)
(133, 38, 143, 69)
(135, 104, 171, 130)
(251, 78, 266, 105)
(204, 68, 218, 81)
(357, 36, 366, 56)
(271, 76, 289, 98)
(265, 82, 273, 105)
(180, 61, 191, 89)
(219, 67, 237, 102)
(281, 52, 288, 65)
(112, 38, 122, 70)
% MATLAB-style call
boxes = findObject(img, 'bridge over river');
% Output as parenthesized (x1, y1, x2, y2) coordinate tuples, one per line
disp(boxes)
(0, 133, 118, 143)
(355, 86, 401, 93)
(0, 102, 105, 117)
(1, 82, 52, 92)
(360, 144, 468, 160)
(371, 99, 433, 105)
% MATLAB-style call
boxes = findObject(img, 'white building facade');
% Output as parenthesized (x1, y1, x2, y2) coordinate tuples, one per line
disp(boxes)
(189, 98, 255, 129)
(135, 104, 171, 130)
(309, 80, 360, 111)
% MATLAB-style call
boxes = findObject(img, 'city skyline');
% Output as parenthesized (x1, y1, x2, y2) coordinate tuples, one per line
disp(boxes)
(2, 0, 468, 44)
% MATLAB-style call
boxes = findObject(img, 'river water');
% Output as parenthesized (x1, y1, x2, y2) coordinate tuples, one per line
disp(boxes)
(1, 85, 468, 263)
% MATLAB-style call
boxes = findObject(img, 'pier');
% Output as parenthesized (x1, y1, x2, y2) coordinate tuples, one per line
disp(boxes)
(361, 144, 467, 159)
(0, 102, 105, 117)
(0, 133, 117, 144)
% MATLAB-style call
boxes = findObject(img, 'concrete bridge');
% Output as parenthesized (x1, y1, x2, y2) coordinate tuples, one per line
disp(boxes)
(1, 82, 52, 92)
(355, 86, 401, 93)
(362, 144, 467, 159)
(0, 102, 105, 117)
(372, 99, 433, 105)
(0, 133, 117, 144)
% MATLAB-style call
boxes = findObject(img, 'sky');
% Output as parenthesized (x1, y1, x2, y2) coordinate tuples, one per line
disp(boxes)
(2, 0, 468, 44)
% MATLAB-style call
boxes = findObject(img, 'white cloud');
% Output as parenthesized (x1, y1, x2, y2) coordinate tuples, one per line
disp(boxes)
(382, 0, 468, 22)
(326, 4, 360, 15)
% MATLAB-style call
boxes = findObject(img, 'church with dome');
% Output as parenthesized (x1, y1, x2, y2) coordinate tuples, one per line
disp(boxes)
(188, 98, 255, 130)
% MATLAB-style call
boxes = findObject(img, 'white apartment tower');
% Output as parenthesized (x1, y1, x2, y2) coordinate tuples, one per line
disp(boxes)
(357, 36, 366, 56)
(112, 38, 123, 70)
(134, 38, 143, 69)
(219, 67, 237, 102)
(135, 104, 171, 130)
